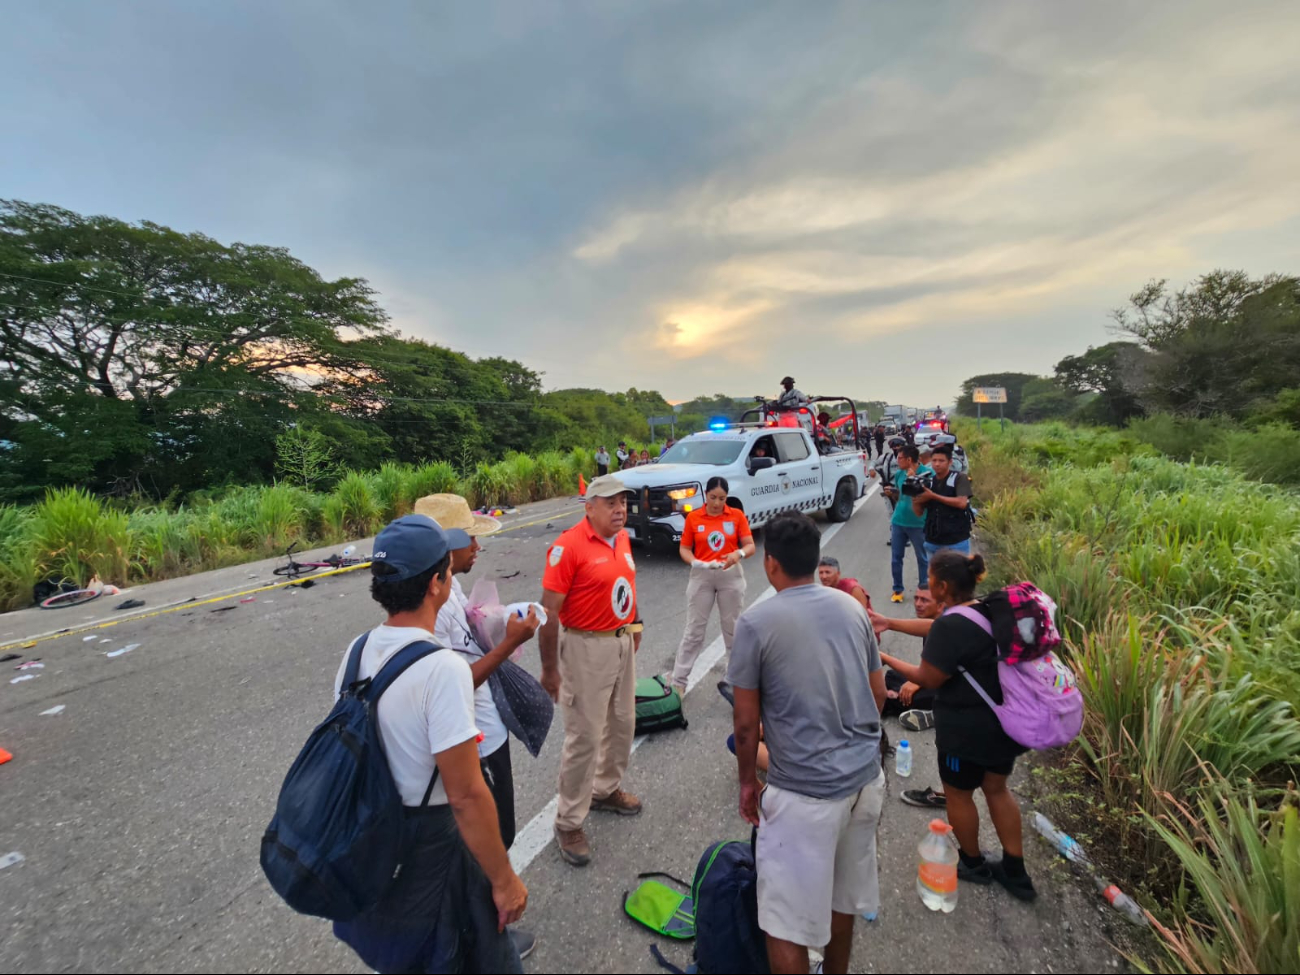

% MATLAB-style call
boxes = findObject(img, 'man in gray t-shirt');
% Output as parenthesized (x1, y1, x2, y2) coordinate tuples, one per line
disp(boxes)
(727, 512, 886, 975)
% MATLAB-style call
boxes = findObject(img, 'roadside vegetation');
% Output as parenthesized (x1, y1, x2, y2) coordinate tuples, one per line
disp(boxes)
(961, 417, 1300, 974)
(0, 448, 620, 611)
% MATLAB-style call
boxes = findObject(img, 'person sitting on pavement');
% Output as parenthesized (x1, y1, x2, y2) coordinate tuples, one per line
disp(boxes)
(669, 476, 756, 694)
(871, 588, 945, 810)
(878, 552, 1037, 901)
(331, 515, 528, 974)
(420, 494, 543, 959)
(729, 512, 887, 975)
(816, 556, 871, 611)
(539, 475, 645, 868)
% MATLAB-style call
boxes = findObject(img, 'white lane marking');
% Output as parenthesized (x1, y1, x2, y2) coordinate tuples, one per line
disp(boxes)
(509, 482, 881, 873)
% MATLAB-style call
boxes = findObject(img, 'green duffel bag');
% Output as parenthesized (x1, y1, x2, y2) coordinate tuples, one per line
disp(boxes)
(635, 676, 688, 734)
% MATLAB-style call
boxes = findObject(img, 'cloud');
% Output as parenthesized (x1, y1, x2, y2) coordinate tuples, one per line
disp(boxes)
(3, 0, 1298, 403)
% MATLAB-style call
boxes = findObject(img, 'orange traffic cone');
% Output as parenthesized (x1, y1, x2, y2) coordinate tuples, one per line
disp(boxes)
(0, 746, 12, 766)
(579, 473, 588, 495)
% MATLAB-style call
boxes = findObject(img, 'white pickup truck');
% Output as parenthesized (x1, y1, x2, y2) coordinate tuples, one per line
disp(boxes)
(613, 422, 870, 545)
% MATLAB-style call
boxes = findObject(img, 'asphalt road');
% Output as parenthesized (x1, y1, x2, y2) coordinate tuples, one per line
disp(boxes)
(0, 490, 1128, 974)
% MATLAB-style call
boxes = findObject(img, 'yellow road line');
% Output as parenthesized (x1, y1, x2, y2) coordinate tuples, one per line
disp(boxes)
(2, 504, 587, 654)
(0, 563, 371, 654)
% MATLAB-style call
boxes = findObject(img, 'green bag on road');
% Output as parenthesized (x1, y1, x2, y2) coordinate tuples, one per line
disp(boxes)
(623, 872, 696, 939)
(635, 676, 688, 734)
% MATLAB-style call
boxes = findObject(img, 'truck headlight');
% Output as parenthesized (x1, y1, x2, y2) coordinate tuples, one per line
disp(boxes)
(668, 484, 701, 513)
(667, 486, 699, 501)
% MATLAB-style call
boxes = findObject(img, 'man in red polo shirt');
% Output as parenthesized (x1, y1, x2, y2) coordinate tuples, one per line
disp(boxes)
(539, 475, 644, 867)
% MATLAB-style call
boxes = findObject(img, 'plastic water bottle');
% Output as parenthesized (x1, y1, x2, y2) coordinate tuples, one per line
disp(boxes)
(895, 739, 913, 778)
(1032, 812, 1089, 865)
(1095, 877, 1148, 926)
(342, 544, 356, 558)
(916, 819, 958, 913)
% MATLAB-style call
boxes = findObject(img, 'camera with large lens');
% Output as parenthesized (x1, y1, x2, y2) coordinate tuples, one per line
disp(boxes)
(900, 472, 934, 497)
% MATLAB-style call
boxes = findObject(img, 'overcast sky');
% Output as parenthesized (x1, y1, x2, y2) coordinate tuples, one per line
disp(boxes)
(4, 1, 1298, 404)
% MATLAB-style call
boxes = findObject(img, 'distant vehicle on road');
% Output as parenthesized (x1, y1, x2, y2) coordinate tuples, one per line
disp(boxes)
(613, 398, 871, 545)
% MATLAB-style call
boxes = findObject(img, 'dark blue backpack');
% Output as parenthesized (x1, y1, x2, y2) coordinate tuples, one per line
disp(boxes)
(260, 633, 443, 922)
(690, 836, 770, 975)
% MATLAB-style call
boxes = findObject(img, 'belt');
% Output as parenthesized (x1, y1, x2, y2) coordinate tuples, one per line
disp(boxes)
(564, 623, 644, 638)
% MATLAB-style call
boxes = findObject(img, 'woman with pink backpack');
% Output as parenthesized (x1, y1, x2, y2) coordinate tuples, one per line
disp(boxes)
(880, 552, 1038, 902)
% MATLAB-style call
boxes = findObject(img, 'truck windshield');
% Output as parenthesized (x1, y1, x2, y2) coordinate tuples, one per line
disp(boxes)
(659, 439, 745, 466)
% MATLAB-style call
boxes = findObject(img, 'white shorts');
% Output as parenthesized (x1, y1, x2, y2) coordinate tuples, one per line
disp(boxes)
(755, 772, 885, 948)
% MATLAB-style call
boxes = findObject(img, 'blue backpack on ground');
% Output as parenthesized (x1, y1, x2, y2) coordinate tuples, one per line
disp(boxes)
(650, 833, 770, 974)
(260, 633, 443, 922)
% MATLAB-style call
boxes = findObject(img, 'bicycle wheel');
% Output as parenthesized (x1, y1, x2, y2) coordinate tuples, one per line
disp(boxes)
(40, 588, 102, 610)
(272, 563, 301, 577)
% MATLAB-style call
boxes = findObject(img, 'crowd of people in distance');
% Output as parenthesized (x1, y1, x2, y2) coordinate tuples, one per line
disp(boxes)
(289, 414, 1028, 975)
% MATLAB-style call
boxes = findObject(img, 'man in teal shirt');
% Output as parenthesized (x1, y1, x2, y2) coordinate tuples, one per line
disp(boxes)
(886, 444, 932, 602)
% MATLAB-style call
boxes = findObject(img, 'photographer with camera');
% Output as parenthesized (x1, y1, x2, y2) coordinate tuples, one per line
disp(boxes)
(887, 444, 932, 603)
(912, 442, 974, 558)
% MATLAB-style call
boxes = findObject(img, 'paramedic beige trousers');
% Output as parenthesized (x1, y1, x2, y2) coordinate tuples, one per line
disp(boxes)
(671, 561, 747, 689)
(555, 627, 637, 831)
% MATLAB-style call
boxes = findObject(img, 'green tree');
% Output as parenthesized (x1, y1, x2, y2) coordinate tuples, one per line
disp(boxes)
(275, 426, 341, 490)
(1018, 377, 1077, 422)
(0, 200, 386, 496)
(1111, 271, 1300, 419)
(1054, 342, 1147, 426)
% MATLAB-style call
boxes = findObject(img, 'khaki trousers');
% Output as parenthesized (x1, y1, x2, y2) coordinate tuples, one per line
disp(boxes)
(555, 628, 637, 830)
(672, 562, 747, 688)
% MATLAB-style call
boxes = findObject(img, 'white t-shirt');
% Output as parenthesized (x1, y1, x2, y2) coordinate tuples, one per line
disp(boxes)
(432, 578, 509, 757)
(333, 624, 479, 806)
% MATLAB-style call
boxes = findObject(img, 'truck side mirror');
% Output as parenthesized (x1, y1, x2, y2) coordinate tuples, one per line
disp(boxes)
(749, 456, 776, 474)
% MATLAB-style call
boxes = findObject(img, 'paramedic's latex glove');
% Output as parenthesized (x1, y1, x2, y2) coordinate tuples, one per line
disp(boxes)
(740, 778, 761, 827)
(505, 605, 541, 647)
(493, 872, 528, 931)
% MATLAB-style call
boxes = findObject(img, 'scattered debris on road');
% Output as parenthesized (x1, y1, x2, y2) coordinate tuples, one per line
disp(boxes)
(240, 597, 257, 603)
(115, 599, 146, 610)
(210, 606, 236, 613)
(0, 852, 24, 870)
(10, 674, 37, 683)
(15, 661, 43, 670)
(104, 644, 140, 659)
(0, 654, 17, 663)
(83, 635, 99, 642)
(40, 705, 65, 716)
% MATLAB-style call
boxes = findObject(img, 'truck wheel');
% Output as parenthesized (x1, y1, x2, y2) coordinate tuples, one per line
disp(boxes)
(826, 479, 855, 523)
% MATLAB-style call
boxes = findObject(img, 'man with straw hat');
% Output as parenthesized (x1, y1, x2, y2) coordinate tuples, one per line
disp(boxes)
(416, 493, 544, 959)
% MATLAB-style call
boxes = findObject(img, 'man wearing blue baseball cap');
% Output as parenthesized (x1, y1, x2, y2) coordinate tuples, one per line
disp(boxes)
(331, 514, 528, 974)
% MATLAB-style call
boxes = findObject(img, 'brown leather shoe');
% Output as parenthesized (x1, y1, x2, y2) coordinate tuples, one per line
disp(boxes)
(591, 789, 643, 816)
(554, 825, 591, 866)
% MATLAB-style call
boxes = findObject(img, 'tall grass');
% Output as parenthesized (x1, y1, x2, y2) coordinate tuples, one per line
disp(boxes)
(1, 448, 661, 612)
(30, 487, 131, 587)
(967, 421, 1300, 974)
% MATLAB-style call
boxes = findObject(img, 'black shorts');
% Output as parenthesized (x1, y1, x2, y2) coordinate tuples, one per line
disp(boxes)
(936, 751, 1015, 791)
(483, 740, 516, 849)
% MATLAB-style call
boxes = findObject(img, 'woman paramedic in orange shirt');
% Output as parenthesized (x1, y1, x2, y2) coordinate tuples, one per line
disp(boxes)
(667, 476, 756, 693)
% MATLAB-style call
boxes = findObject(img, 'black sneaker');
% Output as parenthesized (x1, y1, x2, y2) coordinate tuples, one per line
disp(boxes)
(901, 786, 947, 809)
(509, 927, 537, 959)
(958, 858, 995, 885)
(717, 680, 735, 706)
(990, 860, 1038, 902)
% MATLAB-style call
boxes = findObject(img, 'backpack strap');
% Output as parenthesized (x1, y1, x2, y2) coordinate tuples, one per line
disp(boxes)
(365, 639, 445, 700)
(341, 631, 371, 689)
(364, 639, 448, 808)
(945, 604, 993, 638)
(945, 605, 1001, 711)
